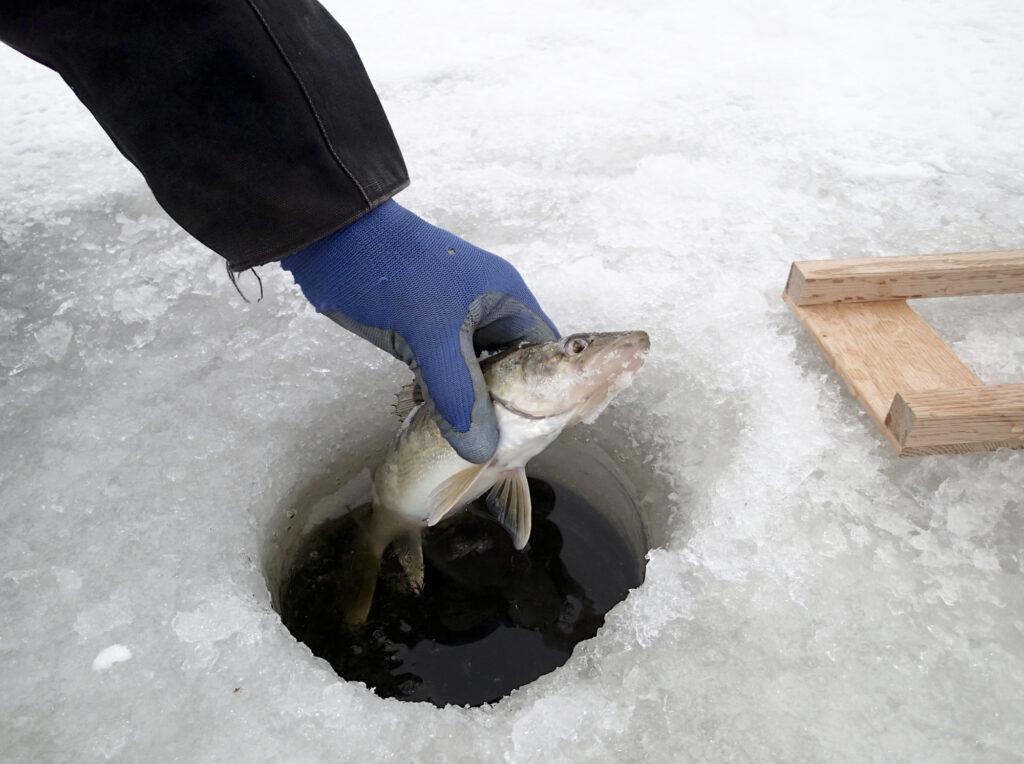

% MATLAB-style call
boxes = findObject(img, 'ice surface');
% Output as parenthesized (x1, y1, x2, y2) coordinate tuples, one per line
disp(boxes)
(2, 0, 1023, 760)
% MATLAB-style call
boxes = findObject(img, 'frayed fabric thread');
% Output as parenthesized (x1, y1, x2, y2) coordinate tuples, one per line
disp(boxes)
(226, 263, 264, 303)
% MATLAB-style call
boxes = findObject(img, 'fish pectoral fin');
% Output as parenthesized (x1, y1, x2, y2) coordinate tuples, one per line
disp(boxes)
(391, 528, 425, 593)
(485, 468, 532, 550)
(392, 381, 425, 420)
(426, 463, 489, 526)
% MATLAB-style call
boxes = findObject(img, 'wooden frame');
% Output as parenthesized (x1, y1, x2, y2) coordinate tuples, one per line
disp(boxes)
(783, 251, 1024, 455)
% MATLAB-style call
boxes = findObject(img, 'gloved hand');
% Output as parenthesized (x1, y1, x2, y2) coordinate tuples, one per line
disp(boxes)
(282, 200, 558, 463)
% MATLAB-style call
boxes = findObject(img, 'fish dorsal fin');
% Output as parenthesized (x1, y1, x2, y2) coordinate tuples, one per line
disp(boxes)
(426, 463, 489, 527)
(485, 468, 532, 550)
(393, 381, 424, 420)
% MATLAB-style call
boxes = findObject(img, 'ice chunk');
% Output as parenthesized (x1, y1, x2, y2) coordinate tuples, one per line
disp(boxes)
(33, 320, 73, 361)
(92, 644, 132, 671)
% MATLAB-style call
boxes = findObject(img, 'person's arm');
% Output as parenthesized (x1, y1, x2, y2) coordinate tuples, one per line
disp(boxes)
(0, 0, 408, 269)
(1, 0, 558, 464)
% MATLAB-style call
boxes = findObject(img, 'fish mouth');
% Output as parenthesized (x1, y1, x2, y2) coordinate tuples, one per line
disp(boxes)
(595, 330, 650, 374)
(573, 331, 650, 422)
(613, 330, 650, 359)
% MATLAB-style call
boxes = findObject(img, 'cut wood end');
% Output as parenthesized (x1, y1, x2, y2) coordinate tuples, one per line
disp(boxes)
(783, 262, 807, 304)
(884, 393, 916, 449)
(885, 385, 1024, 456)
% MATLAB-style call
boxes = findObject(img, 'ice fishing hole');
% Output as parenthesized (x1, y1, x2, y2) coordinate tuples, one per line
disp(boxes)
(264, 434, 657, 708)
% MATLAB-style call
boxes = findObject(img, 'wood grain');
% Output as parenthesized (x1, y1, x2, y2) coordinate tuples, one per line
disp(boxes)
(784, 296, 982, 450)
(786, 250, 1024, 306)
(885, 385, 1024, 455)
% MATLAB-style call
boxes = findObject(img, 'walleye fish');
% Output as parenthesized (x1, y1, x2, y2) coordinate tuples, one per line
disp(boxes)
(343, 331, 650, 624)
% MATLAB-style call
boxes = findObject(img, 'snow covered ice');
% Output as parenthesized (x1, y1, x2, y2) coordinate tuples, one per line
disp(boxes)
(2, 0, 1024, 760)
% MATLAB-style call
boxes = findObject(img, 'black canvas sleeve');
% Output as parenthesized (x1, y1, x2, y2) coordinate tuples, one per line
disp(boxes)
(0, 0, 410, 270)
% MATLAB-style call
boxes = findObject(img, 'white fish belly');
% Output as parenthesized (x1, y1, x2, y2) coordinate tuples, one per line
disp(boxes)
(373, 405, 570, 527)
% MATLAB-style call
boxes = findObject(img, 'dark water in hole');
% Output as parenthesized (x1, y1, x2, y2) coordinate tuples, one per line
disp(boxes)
(280, 477, 644, 708)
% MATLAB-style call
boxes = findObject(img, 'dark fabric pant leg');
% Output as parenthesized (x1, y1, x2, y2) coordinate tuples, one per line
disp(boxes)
(0, 0, 409, 269)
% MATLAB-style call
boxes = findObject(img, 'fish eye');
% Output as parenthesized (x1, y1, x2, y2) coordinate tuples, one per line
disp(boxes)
(562, 336, 591, 356)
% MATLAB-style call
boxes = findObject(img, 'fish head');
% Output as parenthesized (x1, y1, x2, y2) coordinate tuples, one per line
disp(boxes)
(483, 331, 650, 423)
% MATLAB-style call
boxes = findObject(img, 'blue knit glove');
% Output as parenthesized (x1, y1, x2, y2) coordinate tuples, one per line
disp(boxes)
(281, 200, 558, 463)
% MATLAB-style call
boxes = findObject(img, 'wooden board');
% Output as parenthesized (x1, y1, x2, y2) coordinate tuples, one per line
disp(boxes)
(786, 250, 1024, 306)
(784, 296, 982, 449)
(885, 384, 1024, 456)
